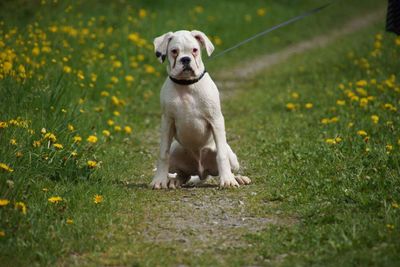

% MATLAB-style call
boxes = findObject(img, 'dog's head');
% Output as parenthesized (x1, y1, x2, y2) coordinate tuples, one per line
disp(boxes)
(153, 30, 214, 80)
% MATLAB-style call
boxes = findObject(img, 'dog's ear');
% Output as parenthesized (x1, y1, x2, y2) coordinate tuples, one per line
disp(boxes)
(153, 32, 174, 63)
(191, 30, 214, 56)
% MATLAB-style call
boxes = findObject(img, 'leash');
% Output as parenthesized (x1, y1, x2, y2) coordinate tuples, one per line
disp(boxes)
(209, 2, 333, 60)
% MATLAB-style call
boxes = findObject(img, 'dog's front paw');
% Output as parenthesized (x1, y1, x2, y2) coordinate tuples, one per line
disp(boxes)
(220, 173, 239, 188)
(235, 175, 251, 185)
(150, 176, 169, 189)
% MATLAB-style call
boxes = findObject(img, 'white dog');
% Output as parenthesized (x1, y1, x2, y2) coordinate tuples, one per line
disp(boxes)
(151, 30, 251, 189)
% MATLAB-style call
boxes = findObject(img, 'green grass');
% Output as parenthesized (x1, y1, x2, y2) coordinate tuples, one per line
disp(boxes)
(1, 0, 398, 266)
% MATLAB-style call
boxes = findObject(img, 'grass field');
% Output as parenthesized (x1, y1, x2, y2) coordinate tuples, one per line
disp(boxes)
(1, 0, 399, 266)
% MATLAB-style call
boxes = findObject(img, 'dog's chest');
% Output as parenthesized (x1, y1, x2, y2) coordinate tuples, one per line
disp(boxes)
(169, 88, 202, 117)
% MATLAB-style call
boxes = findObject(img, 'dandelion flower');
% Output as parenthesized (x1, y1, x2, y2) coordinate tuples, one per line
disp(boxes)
(357, 130, 368, 137)
(257, 8, 266, 16)
(355, 80, 367, 87)
(305, 103, 313, 109)
(87, 160, 97, 168)
(15, 202, 27, 214)
(125, 75, 134, 82)
(53, 143, 63, 150)
(102, 130, 111, 137)
(336, 99, 346, 106)
(0, 121, 8, 128)
(124, 126, 132, 134)
(371, 115, 379, 124)
(285, 103, 296, 111)
(114, 125, 122, 132)
(73, 135, 82, 143)
(0, 163, 13, 173)
(10, 139, 17, 146)
(386, 144, 393, 153)
(93, 194, 103, 204)
(325, 138, 337, 145)
(0, 199, 10, 207)
(66, 218, 74, 224)
(48, 196, 63, 203)
(44, 132, 57, 142)
(87, 135, 98, 143)
(193, 5, 204, 14)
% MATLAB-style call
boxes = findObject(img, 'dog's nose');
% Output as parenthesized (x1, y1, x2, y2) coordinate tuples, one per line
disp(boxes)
(180, 57, 191, 65)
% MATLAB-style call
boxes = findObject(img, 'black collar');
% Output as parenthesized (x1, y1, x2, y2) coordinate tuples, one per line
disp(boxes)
(169, 70, 207, 85)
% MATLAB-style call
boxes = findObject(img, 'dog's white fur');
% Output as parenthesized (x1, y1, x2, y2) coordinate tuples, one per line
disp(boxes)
(151, 30, 251, 189)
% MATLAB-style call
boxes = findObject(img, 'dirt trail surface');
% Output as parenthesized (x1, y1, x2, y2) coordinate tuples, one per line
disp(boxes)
(87, 9, 385, 265)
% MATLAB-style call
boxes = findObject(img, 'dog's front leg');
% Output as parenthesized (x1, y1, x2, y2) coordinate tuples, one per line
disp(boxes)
(210, 115, 239, 188)
(151, 115, 174, 189)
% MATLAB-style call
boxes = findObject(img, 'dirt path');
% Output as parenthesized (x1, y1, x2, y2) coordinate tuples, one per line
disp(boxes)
(82, 9, 385, 265)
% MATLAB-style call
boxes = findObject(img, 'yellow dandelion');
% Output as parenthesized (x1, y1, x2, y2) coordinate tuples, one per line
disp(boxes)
(0, 163, 14, 173)
(102, 130, 111, 137)
(357, 130, 368, 137)
(33, 140, 41, 147)
(53, 143, 63, 150)
(291, 92, 299, 99)
(193, 5, 204, 14)
(10, 139, 17, 146)
(257, 8, 266, 16)
(371, 115, 379, 124)
(336, 100, 346, 106)
(66, 218, 74, 224)
(16, 151, 23, 158)
(0, 199, 10, 207)
(305, 103, 313, 109)
(386, 144, 393, 153)
(87, 160, 97, 168)
(100, 91, 110, 97)
(73, 135, 82, 143)
(67, 124, 74, 131)
(125, 75, 134, 83)
(392, 202, 399, 209)
(114, 125, 122, 132)
(144, 64, 156, 74)
(355, 80, 367, 87)
(395, 36, 400, 46)
(107, 119, 115, 126)
(44, 132, 57, 142)
(3, 62, 12, 73)
(93, 194, 103, 204)
(15, 202, 27, 215)
(285, 103, 296, 111)
(48, 196, 63, 203)
(325, 138, 336, 145)
(0, 121, 8, 128)
(87, 135, 98, 143)
(138, 8, 147, 18)
(42, 188, 49, 192)
(71, 151, 78, 157)
(124, 126, 132, 134)
(63, 66, 72, 73)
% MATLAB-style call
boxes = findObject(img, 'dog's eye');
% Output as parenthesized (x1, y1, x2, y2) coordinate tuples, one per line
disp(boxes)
(192, 48, 198, 53)
(171, 49, 178, 55)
